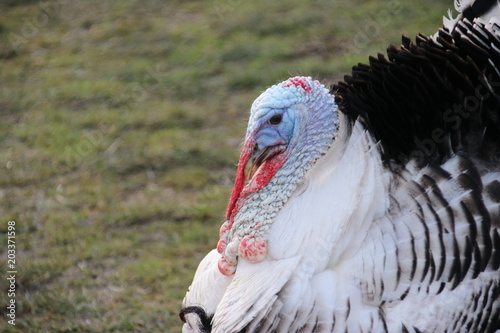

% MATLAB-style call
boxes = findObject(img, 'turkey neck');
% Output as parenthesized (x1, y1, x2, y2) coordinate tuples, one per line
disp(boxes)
(266, 119, 390, 268)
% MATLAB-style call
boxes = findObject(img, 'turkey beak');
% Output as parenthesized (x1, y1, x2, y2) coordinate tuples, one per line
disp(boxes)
(245, 146, 274, 181)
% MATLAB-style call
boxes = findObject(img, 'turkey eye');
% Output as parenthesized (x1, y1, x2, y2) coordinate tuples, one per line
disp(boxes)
(269, 114, 283, 125)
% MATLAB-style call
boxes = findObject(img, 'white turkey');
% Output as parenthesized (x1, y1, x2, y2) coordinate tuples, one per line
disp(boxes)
(180, 1, 500, 332)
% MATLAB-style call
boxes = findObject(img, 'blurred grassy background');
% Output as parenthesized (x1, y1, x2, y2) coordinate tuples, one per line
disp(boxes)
(0, 0, 449, 332)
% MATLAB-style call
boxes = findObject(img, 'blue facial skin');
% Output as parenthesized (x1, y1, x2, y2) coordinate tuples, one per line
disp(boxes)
(255, 108, 296, 151)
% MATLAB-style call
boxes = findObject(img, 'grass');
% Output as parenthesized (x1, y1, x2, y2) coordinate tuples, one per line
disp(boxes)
(0, 0, 449, 331)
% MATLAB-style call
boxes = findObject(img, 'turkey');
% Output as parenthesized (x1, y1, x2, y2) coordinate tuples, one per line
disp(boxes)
(180, 1, 500, 332)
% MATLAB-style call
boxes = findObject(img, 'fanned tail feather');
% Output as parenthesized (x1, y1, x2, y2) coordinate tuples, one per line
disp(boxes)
(332, 11, 500, 167)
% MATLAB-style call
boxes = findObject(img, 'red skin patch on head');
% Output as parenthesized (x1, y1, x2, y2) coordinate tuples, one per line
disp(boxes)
(283, 77, 312, 92)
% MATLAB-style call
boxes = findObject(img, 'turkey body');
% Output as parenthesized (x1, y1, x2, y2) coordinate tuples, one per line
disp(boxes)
(181, 2, 500, 332)
(183, 123, 499, 333)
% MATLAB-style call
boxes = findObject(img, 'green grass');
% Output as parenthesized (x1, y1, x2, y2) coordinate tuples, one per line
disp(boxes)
(0, 0, 449, 331)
